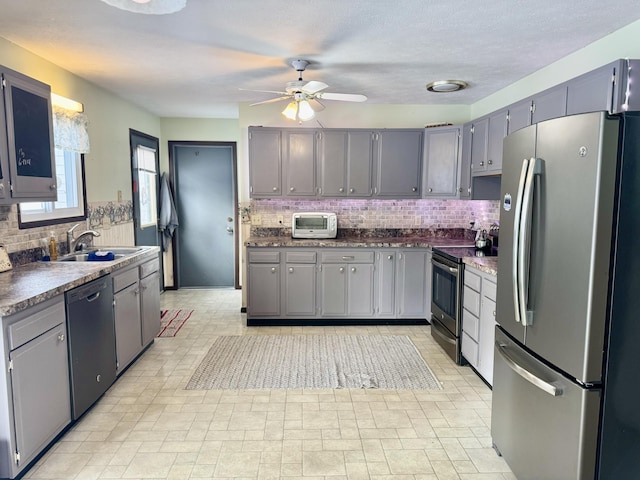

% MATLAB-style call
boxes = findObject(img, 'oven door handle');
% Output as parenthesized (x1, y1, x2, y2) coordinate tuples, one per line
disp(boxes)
(431, 258, 459, 276)
(431, 319, 457, 345)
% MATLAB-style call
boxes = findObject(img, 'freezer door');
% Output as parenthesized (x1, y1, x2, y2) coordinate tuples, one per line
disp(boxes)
(524, 113, 619, 383)
(491, 327, 600, 480)
(496, 124, 536, 345)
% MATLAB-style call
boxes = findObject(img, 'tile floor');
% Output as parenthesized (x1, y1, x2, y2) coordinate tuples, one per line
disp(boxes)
(24, 289, 515, 480)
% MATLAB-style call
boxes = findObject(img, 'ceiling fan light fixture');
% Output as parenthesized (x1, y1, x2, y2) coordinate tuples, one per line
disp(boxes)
(297, 100, 316, 121)
(100, 0, 186, 14)
(282, 101, 298, 120)
(426, 80, 468, 93)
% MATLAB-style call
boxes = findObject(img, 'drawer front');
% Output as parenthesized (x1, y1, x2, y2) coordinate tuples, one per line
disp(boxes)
(140, 259, 159, 278)
(462, 307, 480, 341)
(285, 251, 317, 263)
(321, 251, 374, 264)
(113, 267, 139, 293)
(463, 285, 481, 317)
(483, 277, 497, 301)
(248, 250, 281, 263)
(7, 297, 66, 351)
(461, 331, 479, 365)
(464, 268, 482, 292)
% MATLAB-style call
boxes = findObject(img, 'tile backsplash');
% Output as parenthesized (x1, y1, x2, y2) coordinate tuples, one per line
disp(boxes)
(251, 199, 500, 230)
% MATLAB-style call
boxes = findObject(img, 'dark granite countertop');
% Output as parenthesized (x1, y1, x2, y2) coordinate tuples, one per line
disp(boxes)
(245, 235, 476, 248)
(463, 256, 498, 276)
(0, 247, 160, 317)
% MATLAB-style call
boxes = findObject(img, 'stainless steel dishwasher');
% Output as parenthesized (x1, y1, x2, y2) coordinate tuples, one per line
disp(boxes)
(65, 275, 116, 419)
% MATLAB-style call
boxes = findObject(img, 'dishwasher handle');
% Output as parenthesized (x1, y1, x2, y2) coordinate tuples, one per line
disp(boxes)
(86, 291, 101, 302)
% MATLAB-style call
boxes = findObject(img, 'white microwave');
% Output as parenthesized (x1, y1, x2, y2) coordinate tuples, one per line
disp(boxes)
(292, 212, 338, 239)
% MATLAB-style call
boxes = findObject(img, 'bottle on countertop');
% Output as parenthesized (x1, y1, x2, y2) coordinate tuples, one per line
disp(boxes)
(49, 232, 58, 261)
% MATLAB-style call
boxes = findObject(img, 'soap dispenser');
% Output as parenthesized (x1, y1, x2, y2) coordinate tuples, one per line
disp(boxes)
(48, 232, 58, 261)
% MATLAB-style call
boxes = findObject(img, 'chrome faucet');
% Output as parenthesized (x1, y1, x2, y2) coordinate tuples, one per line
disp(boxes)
(67, 223, 101, 252)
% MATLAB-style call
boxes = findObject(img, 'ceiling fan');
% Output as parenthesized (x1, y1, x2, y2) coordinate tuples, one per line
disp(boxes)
(244, 59, 367, 122)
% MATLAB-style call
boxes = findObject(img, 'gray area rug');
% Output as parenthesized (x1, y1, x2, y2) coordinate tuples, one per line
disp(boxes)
(185, 335, 442, 390)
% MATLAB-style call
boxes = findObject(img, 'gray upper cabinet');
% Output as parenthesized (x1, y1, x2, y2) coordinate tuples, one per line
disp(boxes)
(423, 125, 461, 198)
(248, 127, 282, 197)
(0, 66, 56, 204)
(566, 62, 616, 116)
(318, 130, 373, 197)
(486, 109, 508, 174)
(374, 129, 423, 198)
(283, 130, 316, 197)
(531, 84, 567, 124)
(507, 99, 532, 134)
(458, 123, 472, 199)
(470, 117, 488, 176)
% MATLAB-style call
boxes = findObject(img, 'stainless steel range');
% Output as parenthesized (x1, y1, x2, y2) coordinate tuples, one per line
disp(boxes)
(430, 246, 497, 364)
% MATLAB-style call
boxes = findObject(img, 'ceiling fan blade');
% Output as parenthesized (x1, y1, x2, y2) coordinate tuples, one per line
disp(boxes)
(317, 92, 367, 102)
(307, 98, 325, 112)
(239, 87, 288, 95)
(301, 81, 328, 94)
(249, 96, 292, 106)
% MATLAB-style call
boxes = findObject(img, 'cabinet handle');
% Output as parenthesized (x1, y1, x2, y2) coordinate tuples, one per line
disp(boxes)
(387, 255, 393, 260)
(50, 184, 56, 190)
(339, 267, 345, 273)
(271, 267, 277, 273)
(493, 310, 496, 317)
(96, 374, 101, 383)
(479, 161, 485, 167)
(288, 267, 294, 273)
(488, 159, 493, 165)
(458, 187, 463, 192)
(349, 188, 355, 193)
(290, 187, 295, 192)
(0, 184, 4, 192)
(342, 256, 355, 260)
(428, 188, 433, 193)
(134, 289, 140, 296)
(57, 333, 65, 342)
(272, 187, 278, 192)
(412, 187, 417, 192)
(351, 267, 356, 273)
(338, 187, 344, 193)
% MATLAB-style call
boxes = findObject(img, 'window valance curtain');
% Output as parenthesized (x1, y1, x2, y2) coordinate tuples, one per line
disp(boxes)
(52, 104, 90, 153)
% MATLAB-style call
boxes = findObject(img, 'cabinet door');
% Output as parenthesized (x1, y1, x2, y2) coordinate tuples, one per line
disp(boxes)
(248, 263, 281, 316)
(347, 263, 375, 316)
(2, 68, 56, 200)
(140, 271, 161, 346)
(396, 250, 429, 318)
(532, 85, 567, 124)
(320, 264, 347, 316)
(114, 282, 142, 374)
(319, 130, 348, 197)
(458, 123, 472, 199)
(284, 130, 316, 196)
(478, 280, 497, 386)
(0, 76, 9, 203)
(470, 117, 488, 175)
(376, 251, 396, 317)
(423, 126, 460, 198)
(375, 130, 422, 197)
(249, 128, 282, 197)
(486, 109, 508, 173)
(347, 131, 374, 197)
(285, 264, 316, 316)
(10, 323, 70, 472)
(566, 64, 615, 116)
(508, 99, 532, 134)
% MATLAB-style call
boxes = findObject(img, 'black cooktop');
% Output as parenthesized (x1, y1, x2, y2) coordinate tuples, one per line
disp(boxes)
(433, 246, 498, 263)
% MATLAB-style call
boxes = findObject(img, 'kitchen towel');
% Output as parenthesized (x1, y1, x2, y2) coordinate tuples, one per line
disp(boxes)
(158, 172, 179, 252)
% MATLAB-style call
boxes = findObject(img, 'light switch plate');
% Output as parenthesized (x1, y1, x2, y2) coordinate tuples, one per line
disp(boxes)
(251, 214, 262, 226)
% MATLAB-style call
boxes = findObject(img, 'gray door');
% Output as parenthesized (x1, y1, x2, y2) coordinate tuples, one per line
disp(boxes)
(171, 143, 238, 288)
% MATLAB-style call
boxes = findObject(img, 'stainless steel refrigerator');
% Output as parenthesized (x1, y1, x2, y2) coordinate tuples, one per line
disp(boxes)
(492, 111, 640, 479)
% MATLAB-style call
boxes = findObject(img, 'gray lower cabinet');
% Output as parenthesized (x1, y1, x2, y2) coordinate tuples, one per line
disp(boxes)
(461, 265, 497, 385)
(112, 257, 161, 375)
(247, 247, 431, 322)
(423, 125, 461, 198)
(0, 296, 70, 479)
(320, 250, 375, 317)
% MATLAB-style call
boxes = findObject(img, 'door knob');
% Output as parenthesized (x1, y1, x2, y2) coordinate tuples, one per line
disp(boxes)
(227, 217, 233, 222)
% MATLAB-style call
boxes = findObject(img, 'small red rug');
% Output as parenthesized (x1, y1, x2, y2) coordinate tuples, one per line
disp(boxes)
(158, 309, 193, 337)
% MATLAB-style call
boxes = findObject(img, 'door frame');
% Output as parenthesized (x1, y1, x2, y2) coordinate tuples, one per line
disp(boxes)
(168, 140, 240, 289)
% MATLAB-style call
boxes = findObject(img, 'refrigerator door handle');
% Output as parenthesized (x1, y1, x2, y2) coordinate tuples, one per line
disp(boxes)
(512, 158, 530, 325)
(496, 341, 562, 397)
(516, 157, 541, 326)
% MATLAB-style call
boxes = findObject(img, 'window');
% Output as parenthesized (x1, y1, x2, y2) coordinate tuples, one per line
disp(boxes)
(18, 95, 89, 228)
(18, 148, 86, 227)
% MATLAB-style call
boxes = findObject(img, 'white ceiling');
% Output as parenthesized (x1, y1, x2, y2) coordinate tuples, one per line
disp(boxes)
(1, 0, 639, 118)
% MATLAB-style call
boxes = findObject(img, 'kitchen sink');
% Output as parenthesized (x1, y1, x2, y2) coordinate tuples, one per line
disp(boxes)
(54, 246, 150, 262)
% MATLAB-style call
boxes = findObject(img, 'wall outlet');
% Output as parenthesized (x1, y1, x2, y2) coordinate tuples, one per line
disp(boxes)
(415, 215, 421, 226)
(277, 215, 284, 225)
(117, 190, 122, 203)
(251, 214, 262, 226)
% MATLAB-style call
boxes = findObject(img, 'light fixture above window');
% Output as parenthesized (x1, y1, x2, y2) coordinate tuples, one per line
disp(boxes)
(426, 80, 468, 93)
(100, 0, 186, 14)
